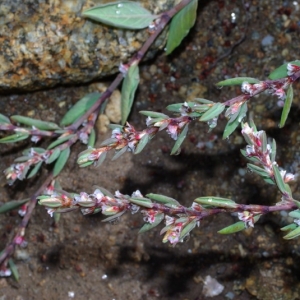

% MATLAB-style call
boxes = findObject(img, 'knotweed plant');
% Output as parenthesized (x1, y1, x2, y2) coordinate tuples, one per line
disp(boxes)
(0, 0, 300, 280)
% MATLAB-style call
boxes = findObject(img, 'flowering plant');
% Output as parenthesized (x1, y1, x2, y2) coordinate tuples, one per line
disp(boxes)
(0, 0, 299, 284)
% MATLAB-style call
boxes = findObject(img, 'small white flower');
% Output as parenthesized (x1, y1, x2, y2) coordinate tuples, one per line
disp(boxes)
(131, 190, 143, 198)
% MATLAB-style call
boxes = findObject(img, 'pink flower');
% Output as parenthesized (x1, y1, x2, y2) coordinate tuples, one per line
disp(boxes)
(287, 63, 300, 76)
(238, 211, 254, 228)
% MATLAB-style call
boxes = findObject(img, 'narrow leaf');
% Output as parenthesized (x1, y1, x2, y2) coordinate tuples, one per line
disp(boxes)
(269, 60, 300, 79)
(279, 85, 293, 128)
(171, 124, 188, 155)
(121, 64, 140, 125)
(129, 197, 153, 208)
(0, 133, 29, 143)
(165, 0, 198, 55)
(283, 226, 300, 239)
(8, 259, 19, 281)
(60, 93, 101, 126)
(139, 213, 164, 233)
(11, 115, 59, 130)
(216, 77, 260, 87)
(53, 148, 70, 177)
(47, 134, 76, 150)
(0, 113, 10, 124)
(0, 199, 29, 214)
(218, 215, 261, 234)
(146, 193, 179, 205)
(200, 103, 225, 122)
(88, 128, 96, 147)
(271, 139, 276, 163)
(27, 161, 43, 178)
(289, 210, 300, 219)
(83, 1, 157, 30)
(112, 146, 128, 161)
(139, 111, 169, 118)
(280, 223, 297, 231)
(46, 148, 61, 164)
(195, 197, 237, 208)
(135, 134, 149, 154)
(273, 164, 288, 194)
(179, 219, 198, 240)
(223, 117, 240, 139)
(247, 163, 270, 178)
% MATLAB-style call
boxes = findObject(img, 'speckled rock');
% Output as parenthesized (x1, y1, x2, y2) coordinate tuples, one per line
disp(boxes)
(0, 0, 178, 92)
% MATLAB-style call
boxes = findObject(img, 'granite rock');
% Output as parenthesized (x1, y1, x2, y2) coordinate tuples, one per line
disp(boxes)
(0, 0, 178, 92)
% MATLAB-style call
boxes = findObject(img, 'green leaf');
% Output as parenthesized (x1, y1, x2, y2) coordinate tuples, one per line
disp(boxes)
(27, 161, 43, 178)
(8, 259, 19, 281)
(218, 215, 261, 234)
(195, 197, 237, 208)
(46, 148, 61, 164)
(53, 148, 70, 177)
(200, 103, 225, 122)
(165, 0, 198, 55)
(88, 128, 96, 147)
(271, 138, 276, 163)
(194, 98, 214, 104)
(280, 223, 297, 231)
(11, 115, 59, 130)
(283, 226, 300, 239)
(0, 113, 10, 124)
(139, 111, 169, 118)
(135, 134, 149, 154)
(247, 163, 271, 178)
(171, 124, 189, 155)
(223, 117, 240, 139)
(289, 210, 300, 219)
(0, 199, 29, 214)
(129, 197, 153, 208)
(111, 146, 128, 161)
(60, 93, 101, 126)
(146, 193, 179, 205)
(47, 134, 76, 150)
(279, 85, 293, 128)
(216, 77, 260, 87)
(240, 149, 260, 164)
(273, 164, 288, 194)
(82, 1, 156, 29)
(121, 64, 139, 125)
(0, 133, 29, 143)
(179, 219, 198, 240)
(166, 102, 194, 113)
(268, 60, 300, 79)
(139, 213, 164, 233)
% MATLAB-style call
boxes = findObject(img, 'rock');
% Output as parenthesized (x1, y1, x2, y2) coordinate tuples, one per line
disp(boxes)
(0, 0, 178, 92)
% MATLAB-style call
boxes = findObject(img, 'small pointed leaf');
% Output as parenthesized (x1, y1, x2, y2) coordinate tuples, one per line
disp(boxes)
(53, 148, 70, 177)
(170, 124, 189, 155)
(8, 259, 19, 281)
(0, 113, 11, 124)
(279, 85, 293, 128)
(139, 213, 164, 233)
(0, 133, 29, 143)
(200, 103, 225, 122)
(165, 0, 198, 55)
(46, 148, 61, 164)
(283, 226, 300, 239)
(135, 134, 149, 154)
(0, 199, 29, 214)
(121, 64, 140, 125)
(195, 197, 237, 208)
(47, 134, 76, 150)
(218, 215, 261, 234)
(146, 193, 179, 205)
(11, 115, 59, 130)
(216, 77, 260, 87)
(280, 223, 297, 231)
(139, 111, 169, 118)
(82, 1, 157, 30)
(60, 93, 101, 126)
(273, 164, 288, 194)
(88, 128, 96, 147)
(289, 210, 300, 219)
(27, 161, 43, 178)
(268, 60, 300, 79)
(129, 197, 153, 208)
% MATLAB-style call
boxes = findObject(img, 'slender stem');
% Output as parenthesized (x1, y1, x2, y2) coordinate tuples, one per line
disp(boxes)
(0, 173, 54, 265)
(69, 0, 193, 131)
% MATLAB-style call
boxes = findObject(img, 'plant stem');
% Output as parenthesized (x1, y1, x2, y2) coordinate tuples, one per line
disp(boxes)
(0, 173, 54, 265)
